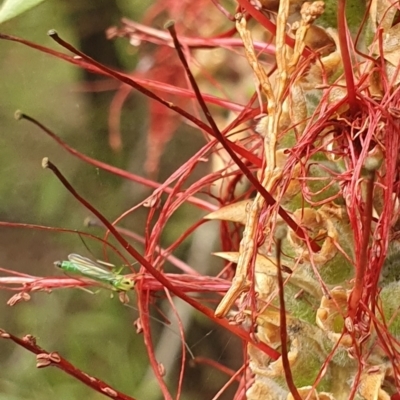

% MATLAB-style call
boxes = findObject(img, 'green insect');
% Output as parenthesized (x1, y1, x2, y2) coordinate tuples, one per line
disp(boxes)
(55, 253, 134, 292)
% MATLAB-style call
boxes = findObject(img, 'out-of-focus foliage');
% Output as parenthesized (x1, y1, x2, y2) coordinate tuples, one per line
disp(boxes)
(0, 0, 237, 397)
(0, 0, 48, 24)
(0, 1, 219, 399)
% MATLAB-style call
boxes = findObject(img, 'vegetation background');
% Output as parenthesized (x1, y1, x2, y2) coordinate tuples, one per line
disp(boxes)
(0, 1, 240, 399)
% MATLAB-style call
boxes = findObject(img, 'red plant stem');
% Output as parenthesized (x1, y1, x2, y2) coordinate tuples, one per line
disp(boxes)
(16, 111, 214, 212)
(79, 74, 255, 114)
(166, 22, 320, 253)
(192, 357, 238, 378)
(0, 274, 232, 293)
(0, 222, 229, 291)
(0, 275, 102, 291)
(212, 364, 247, 400)
(108, 84, 130, 151)
(337, 0, 357, 112)
(4, 32, 264, 117)
(0, 32, 260, 168)
(42, 158, 280, 360)
(136, 288, 173, 400)
(210, 0, 235, 20)
(165, 290, 186, 399)
(348, 171, 375, 319)
(116, 18, 273, 51)
(0, 329, 136, 400)
(276, 237, 301, 400)
(44, 31, 262, 167)
(96, 222, 201, 275)
(236, 0, 287, 45)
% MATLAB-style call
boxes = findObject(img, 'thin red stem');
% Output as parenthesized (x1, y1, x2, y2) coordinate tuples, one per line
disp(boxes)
(16, 112, 214, 212)
(337, 0, 357, 112)
(0, 329, 136, 400)
(348, 171, 375, 319)
(45, 31, 261, 167)
(166, 23, 320, 253)
(42, 158, 280, 360)
(0, 32, 261, 167)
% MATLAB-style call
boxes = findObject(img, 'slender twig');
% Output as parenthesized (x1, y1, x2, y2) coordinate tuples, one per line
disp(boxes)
(337, 0, 357, 112)
(45, 31, 260, 166)
(165, 22, 318, 250)
(41, 157, 280, 360)
(0, 32, 260, 167)
(348, 171, 375, 319)
(15, 111, 213, 212)
(0, 329, 136, 400)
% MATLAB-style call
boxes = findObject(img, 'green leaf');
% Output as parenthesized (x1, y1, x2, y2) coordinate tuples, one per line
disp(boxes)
(0, 0, 47, 24)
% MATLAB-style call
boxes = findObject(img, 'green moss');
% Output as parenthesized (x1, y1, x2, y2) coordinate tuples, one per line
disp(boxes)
(305, 91, 322, 116)
(332, 313, 344, 333)
(283, 284, 318, 324)
(320, 335, 356, 368)
(380, 248, 400, 286)
(307, 163, 341, 203)
(318, 253, 353, 285)
(318, 0, 366, 32)
(380, 282, 400, 338)
(278, 129, 297, 149)
(280, 192, 310, 212)
(291, 337, 332, 392)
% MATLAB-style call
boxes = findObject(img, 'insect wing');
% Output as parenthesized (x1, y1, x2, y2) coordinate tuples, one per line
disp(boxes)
(66, 254, 132, 291)
(67, 253, 112, 279)
(96, 259, 116, 268)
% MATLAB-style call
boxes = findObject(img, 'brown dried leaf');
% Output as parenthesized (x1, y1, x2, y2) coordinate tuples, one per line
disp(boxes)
(358, 365, 390, 400)
(214, 251, 322, 298)
(380, 24, 400, 66)
(204, 199, 252, 224)
(369, 22, 400, 86)
(287, 386, 336, 400)
(288, 208, 338, 265)
(369, 0, 397, 32)
(213, 251, 278, 275)
(246, 376, 288, 400)
(304, 25, 336, 55)
(316, 287, 352, 347)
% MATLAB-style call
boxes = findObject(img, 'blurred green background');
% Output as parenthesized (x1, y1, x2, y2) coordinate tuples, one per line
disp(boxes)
(0, 1, 242, 399)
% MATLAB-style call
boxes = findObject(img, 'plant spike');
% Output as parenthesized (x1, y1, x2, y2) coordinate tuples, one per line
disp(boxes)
(214, 0, 320, 319)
